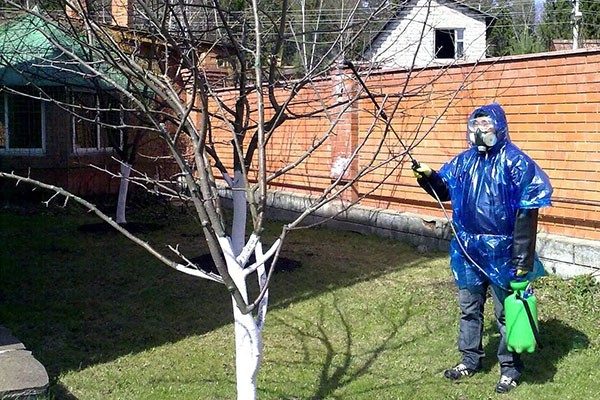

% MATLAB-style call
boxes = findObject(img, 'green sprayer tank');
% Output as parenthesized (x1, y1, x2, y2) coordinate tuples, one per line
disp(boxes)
(505, 281, 539, 353)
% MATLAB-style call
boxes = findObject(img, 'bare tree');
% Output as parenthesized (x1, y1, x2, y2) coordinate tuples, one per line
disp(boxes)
(0, 0, 479, 398)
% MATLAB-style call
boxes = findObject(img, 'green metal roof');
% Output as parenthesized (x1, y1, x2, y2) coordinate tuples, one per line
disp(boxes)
(0, 11, 119, 88)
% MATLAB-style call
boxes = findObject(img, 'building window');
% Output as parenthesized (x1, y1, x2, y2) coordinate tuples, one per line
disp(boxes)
(435, 29, 464, 59)
(216, 57, 227, 69)
(0, 89, 46, 154)
(71, 91, 121, 153)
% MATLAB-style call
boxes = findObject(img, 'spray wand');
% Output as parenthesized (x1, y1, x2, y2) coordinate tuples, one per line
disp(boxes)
(343, 61, 420, 170)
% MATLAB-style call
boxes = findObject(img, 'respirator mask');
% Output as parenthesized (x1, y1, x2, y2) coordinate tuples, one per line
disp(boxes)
(467, 115, 497, 153)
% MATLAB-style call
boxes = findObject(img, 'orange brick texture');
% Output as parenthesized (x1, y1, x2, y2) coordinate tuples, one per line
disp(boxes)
(111, 0, 131, 26)
(211, 50, 600, 242)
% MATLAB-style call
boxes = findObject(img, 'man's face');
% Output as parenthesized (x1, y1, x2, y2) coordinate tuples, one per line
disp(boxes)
(468, 116, 495, 134)
(468, 115, 497, 149)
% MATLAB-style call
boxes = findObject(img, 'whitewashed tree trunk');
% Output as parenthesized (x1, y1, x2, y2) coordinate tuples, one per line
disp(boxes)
(116, 162, 131, 224)
(227, 171, 264, 400)
(230, 267, 263, 400)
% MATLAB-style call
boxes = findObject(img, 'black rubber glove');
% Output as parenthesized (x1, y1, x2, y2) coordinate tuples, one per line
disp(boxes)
(511, 208, 539, 277)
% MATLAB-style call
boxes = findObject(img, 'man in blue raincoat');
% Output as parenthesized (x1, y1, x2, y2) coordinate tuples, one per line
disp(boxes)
(413, 103, 552, 393)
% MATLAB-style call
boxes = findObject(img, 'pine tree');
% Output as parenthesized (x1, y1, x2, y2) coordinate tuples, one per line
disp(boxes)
(537, 0, 572, 50)
(580, 0, 600, 41)
(488, 4, 516, 56)
(509, 26, 544, 54)
(487, 0, 542, 56)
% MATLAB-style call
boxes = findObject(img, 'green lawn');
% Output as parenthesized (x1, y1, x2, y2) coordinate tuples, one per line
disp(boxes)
(0, 203, 598, 400)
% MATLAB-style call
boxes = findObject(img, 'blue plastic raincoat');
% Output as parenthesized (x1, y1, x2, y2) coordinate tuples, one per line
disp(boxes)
(438, 103, 553, 290)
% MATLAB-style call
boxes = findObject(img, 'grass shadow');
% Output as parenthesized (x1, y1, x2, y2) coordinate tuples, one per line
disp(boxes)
(267, 294, 414, 400)
(522, 318, 589, 384)
(77, 221, 165, 234)
(482, 318, 589, 383)
(0, 206, 432, 397)
(48, 383, 80, 400)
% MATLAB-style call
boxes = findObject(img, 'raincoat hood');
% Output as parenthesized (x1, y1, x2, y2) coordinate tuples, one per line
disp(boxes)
(467, 103, 509, 152)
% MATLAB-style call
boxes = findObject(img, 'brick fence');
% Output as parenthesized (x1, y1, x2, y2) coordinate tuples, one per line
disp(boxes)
(213, 48, 600, 276)
(222, 49, 600, 239)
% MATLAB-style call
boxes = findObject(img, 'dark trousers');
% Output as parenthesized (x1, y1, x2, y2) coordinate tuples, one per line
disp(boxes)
(457, 283, 523, 380)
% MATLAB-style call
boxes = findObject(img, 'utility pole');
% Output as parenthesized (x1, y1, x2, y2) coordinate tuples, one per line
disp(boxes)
(572, 0, 582, 50)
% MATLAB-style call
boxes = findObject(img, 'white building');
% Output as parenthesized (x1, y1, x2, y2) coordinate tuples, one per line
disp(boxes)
(364, 0, 493, 70)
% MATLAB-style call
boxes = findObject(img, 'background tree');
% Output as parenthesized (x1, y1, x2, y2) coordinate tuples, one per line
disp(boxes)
(271, 0, 392, 73)
(505, 0, 543, 54)
(70, 90, 150, 225)
(580, 0, 600, 42)
(537, 0, 573, 50)
(462, 0, 496, 12)
(473, 0, 548, 55)
(487, 3, 517, 56)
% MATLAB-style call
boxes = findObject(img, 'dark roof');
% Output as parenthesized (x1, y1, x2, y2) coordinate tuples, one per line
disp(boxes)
(0, 11, 120, 88)
(447, 0, 495, 19)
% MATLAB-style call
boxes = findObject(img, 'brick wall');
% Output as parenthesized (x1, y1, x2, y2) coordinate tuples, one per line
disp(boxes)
(112, 0, 130, 26)
(361, 50, 600, 241)
(215, 49, 600, 242)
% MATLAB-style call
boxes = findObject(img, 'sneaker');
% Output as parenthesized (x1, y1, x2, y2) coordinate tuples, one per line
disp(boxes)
(443, 363, 477, 380)
(495, 375, 518, 393)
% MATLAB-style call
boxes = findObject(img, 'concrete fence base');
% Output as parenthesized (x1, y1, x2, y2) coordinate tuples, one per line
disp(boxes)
(219, 188, 600, 280)
(0, 326, 49, 399)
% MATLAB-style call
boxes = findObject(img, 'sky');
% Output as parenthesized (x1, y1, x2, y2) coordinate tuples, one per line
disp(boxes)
(534, 0, 546, 21)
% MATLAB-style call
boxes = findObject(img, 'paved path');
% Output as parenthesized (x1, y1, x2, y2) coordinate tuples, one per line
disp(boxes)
(0, 326, 48, 399)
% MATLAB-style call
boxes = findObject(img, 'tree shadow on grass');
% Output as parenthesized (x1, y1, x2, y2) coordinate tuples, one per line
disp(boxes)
(261, 295, 416, 400)
(482, 318, 589, 383)
(0, 209, 432, 398)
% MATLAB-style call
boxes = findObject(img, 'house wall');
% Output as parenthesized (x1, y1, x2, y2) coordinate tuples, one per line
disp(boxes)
(1, 99, 118, 196)
(366, 0, 487, 69)
(0, 93, 175, 197)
